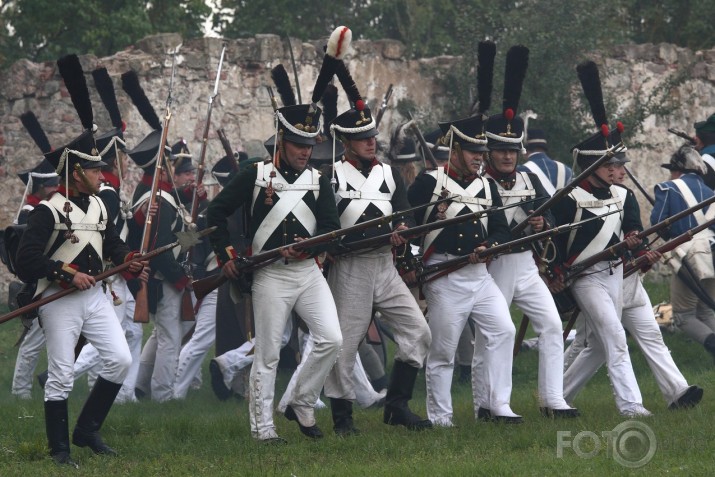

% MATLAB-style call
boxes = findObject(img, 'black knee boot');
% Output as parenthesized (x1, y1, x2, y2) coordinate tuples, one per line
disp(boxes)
(72, 376, 122, 455)
(331, 398, 359, 436)
(383, 360, 432, 430)
(45, 399, 78, 467)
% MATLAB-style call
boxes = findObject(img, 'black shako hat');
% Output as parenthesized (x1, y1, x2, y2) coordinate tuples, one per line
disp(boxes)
(485, 45, 529, 152)
(438, 115, 489, 153)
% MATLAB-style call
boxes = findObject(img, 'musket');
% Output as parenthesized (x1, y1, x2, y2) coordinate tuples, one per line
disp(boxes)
(566, 194, 715, 279)
(133, 49, 179, 324)
(192, 196, 456, 299)
(179, 43, 228, 321)
(624, 165, 655, 205)
(336, 198, 540, 257)
(623, 216, 715, 278)
(511, 142, 626, 235)
(374, 83, 394, 129)
(417, 210, 618, 284)
(266, 85, 279, 112)
(217, 128, 238, 163)
(406, 111, 439, 170)
(668, 127, 697, 146)
(1, 228, 213, 325)
(285, 36, 302, 104)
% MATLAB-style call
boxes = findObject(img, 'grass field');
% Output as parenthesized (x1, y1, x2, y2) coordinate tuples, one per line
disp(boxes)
(0, 279, 713, 476)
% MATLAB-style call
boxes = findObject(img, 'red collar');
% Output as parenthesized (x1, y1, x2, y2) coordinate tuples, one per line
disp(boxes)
(345, 156, 380, 170)
(446, 165, 477, 183)
(26, 194, 41, 206)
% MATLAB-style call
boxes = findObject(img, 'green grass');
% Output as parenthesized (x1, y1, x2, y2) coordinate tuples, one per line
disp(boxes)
(1, 280, 714, 476)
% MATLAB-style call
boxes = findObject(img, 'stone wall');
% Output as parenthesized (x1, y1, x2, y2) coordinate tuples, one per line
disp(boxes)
(1, 34, 714, 299)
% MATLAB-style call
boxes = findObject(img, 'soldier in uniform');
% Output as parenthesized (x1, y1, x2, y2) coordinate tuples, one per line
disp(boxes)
(323, 80, 432, 434)
(15, 54, 144, 466)
(120, 71, 191, 403)
(69, 67, 143, 404)
(554, 61, 650, 417)
(564, 153, 704, 409)
(408, 114, 518, 426)
(481, 83, 578, 419)
(518, 128, 573, 196)
(650, 145, 715, 360)
(207, 99, 342, 442)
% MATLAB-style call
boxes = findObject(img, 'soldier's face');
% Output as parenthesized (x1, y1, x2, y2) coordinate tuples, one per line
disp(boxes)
(591, 163, 615, 185)
(282, 140, 313, 171)
(489, 149, 518, 174)
(75, 167, 104, 194)
(613, 164, 626, 184)
(174, 171, 195, 187)
(347, 136, 377, 161)
(455, 149, 486, 175)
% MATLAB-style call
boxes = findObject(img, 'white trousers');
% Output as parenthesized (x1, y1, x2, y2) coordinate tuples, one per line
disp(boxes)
(72, 278, 142, 403)
(173, 288, 218, 399)
(12, 319, 46, 398)
(135, 283, 183, 402)
(487, 251, 569, 409)
(324, 249, 431, 401)
(563, 263, 643, 413)
(422, 256, 515, 425)
(39, 284, 131, 401)
(279, 333, 384, 411)
(249, 259, 342, 440)
(565, 273, 690, 405)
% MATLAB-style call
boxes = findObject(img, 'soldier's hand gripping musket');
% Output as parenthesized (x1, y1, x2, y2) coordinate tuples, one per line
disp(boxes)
(193, 196, 455, 299)
(417, 210, 618, 284)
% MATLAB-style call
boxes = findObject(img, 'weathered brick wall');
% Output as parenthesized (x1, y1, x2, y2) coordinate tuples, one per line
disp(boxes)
(1, 34, 714, 299)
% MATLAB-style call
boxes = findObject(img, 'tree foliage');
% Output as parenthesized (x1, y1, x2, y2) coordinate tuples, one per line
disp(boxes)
(625, 0, 715, 50)
(0, 0, 208, 65)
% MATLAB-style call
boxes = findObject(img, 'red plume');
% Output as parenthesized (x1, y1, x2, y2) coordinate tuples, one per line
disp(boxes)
(616, 121, 624, 133)
(601, 124, 610, 137)
(504, 108, 514, 121)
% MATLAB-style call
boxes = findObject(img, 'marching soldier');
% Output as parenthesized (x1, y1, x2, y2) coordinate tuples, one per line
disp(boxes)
(480, 45, 577, 418)
(207, 44, 344, 440)
(408, 114, 517, 426)
(15, 54, 144, 466)
(650, 145, 715, 361)
(564, 154, 704, 409)
(554, 61, 650, 417)
(121, 71, 191, 403)
(324, 71, 432, 434)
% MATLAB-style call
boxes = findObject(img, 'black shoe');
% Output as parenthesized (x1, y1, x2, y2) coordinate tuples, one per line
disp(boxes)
(37, 371, 48, 389)
(334, 423, 360, 437)
(477, 407, 492, 421)
(383, 405, 433, 431)
(134, 387, 146, 400)
(51, 451, 79, 468)
(669, 385, 704, 410)
(332, 398, 360, 436)
(209, 360, 232, 401)
(540, 407, 580, 418)
(72, 428, 117, 455)
(491, 414, 524, 424)
(284, 405, 323, 439)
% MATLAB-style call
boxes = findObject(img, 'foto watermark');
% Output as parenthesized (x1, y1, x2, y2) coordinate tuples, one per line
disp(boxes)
(557, 420, 657, 468)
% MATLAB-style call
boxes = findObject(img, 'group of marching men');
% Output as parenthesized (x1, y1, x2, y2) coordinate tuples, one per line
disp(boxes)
(7, 26, 715, 465)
